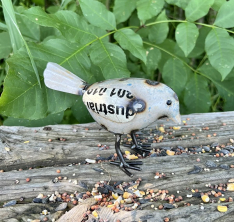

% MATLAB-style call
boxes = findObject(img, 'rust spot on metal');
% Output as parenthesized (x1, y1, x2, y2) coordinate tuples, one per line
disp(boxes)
(128, 98, 146, 113)
(174, 93, 179, 101)
(145, 79, 160, 86)
(119, 78, 130, 81)
(100, 124, 108, 131)
(84, 83, 93, 90)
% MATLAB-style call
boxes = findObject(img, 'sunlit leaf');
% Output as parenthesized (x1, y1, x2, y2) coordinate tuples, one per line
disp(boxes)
(185, 0, 214, 22)
(162, 58, 188, 97)
(0, 32, 12, 59)
(90, 40, 130, 79)
(188, 26, 210, 58)
(79, 0, 116, 30)
(24, 7, 98, 44)
(0, 39, 96, 119)
(136, 0, 164, 23)
(165, 0, 190, 9)
(184, 73, 211, 113)
(148, 10, 169, 44)
(205, 28, 234, 80)
(114, 29, 146, 63)
(113, 0, 136, 24)
(212, 0, 226, 11)
(214, 0, 234, 28)
(175, 22, 199, 57)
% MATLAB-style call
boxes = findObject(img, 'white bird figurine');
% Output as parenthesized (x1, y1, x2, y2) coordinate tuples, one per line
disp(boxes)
(44, 62, 181, 177)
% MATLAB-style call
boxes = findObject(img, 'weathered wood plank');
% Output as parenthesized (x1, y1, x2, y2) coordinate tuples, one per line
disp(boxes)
(0, 111, 233, 171)
(0, 111, 234, 221)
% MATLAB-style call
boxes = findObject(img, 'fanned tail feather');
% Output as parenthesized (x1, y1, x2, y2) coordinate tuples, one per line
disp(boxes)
(43, 62, 86, 95)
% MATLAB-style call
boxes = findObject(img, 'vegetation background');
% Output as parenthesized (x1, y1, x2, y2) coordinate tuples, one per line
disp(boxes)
(0, 0, 233, 127)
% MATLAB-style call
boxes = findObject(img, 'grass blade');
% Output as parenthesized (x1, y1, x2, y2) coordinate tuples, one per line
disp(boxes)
(1, 0, 41, 87)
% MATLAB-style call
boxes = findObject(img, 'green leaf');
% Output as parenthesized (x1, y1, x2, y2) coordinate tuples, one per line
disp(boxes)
(175, 22, 199, 57)
(165, 0, 190, 9)
(114, 29, 146, 63)
(0, 38, 95, 119)
(199, 62, 234, 111)
(1, 0, 24, 52)
(2, 1, 41, 87)
(90, 40, 130, 79)
(184, 73, 211, 113)
(162, 58, 188, 97)
(4, 112, 64, 127)
(214, 0, 234, 28)
(155, 39, 188, 71)
(79, 0, 116, 30)
(142, 47, 161, 78)
(185, 0, 214, 22)
(0, 32, 12, 59)
(212, 0, 226, 11)
(136, 0, 164, 23)
(16, 7, 40, 42)
(148, 10, 169, 44)
(113, 0, 136, 24)
(205, 28, 234, 80)
(24, 7, 98, 44)
(0, 22, 8, 31)
(71, 97, 94, 123)
(188, 26, 210, 58)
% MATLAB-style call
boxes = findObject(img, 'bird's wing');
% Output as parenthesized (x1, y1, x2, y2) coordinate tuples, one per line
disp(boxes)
(83, 87, 146, 123)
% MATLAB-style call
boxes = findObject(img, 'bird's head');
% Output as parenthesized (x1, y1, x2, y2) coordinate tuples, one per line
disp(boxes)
(156, 85, 181, 125)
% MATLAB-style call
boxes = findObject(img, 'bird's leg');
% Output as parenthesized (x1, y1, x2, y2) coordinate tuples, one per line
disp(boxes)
(129, 131, 151, 156)
(110, 134, 142, 177)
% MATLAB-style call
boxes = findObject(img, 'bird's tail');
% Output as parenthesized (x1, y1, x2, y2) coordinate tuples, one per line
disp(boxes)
(43, 62, 86, 95)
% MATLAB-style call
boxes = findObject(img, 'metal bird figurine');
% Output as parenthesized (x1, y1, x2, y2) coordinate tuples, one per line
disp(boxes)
(44, 63, 181, 177)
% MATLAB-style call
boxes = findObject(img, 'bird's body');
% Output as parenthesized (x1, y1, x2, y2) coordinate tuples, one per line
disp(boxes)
(44, 62, 181, 177)
(83, 78, 180, 134)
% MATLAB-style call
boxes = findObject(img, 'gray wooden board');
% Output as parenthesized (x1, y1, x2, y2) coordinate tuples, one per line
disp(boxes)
(0, 111, 234, 221)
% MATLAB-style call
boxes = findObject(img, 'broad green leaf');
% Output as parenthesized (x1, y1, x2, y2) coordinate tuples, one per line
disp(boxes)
(175, 22, 199, 57)
(113, 0, 136, 24)
(79, 0, 116, 30)
(212, 0, 226, 11)
(16, 7, 40, 42)
(114, 29, 146, 63)
(199, 62, 234, 111)
(90, 40, 130, 79)
(136, 0, 164, 23)
(0, 38, 95, 119)
(142, 47, 161, 78)
(185, 0, 214, 22)
(2, 1, 41, 87)
(0, 32, 12, 59)
(1, 0, 23, 52)
(24, 7, 98, 44)
(162, 58, 188, 97)
(4, 112, 64, 127)
(155, 39, 188, 71)
(188, 26, 210, 58)
(165, 0, 190, 9)
(214, 0, 234, 28)
(71, 97, 94, 123)
(129, 11, 149, 39)
(148, 10, 169, 44)
(184, 73, 211, 113)
(205, 28, 234, 80)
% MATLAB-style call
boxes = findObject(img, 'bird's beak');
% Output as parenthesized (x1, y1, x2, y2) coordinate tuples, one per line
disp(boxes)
(171, 114, 181, 125)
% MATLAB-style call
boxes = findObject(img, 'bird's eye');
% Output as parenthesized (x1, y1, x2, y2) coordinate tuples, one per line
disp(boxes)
(166, 100, 172, 106)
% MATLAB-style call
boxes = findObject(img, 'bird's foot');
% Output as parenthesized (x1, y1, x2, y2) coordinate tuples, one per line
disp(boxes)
(110, 160, 142, 177)
(123, 143, 151, 157)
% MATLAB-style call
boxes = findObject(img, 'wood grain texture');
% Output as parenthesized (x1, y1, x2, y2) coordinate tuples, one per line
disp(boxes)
(0, 111, 234, 221)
